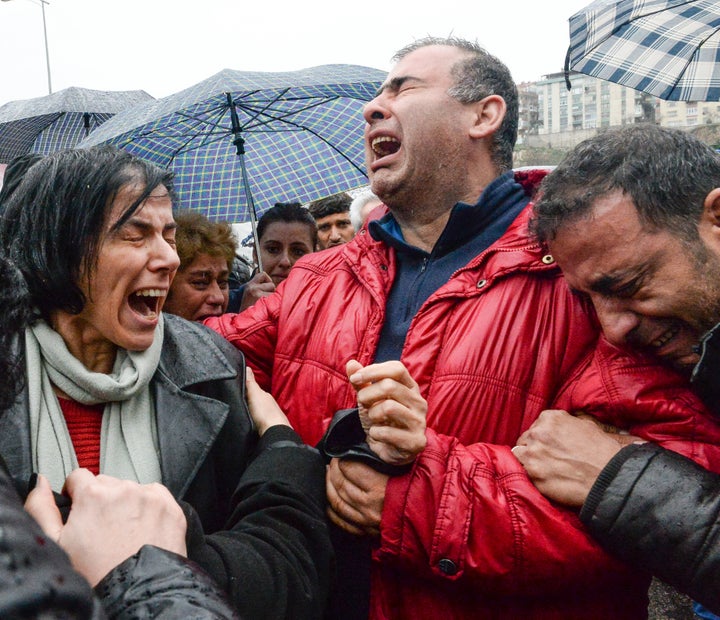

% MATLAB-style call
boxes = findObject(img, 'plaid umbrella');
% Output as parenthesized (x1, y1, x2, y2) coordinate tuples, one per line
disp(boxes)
(565, 0, 720, 101)
(78, 64, 385, 227)
(0, 86, 155, 163)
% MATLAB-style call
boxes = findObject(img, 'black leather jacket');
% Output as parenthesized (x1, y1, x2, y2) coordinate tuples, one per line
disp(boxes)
(0, 454, 237, 619)
(580, 322, 720, 614)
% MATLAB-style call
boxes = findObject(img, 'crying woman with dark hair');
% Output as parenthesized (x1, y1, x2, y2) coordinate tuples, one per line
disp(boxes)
(0, 146, 331, 618)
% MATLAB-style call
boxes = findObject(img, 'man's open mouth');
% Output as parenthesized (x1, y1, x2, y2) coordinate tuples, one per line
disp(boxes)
(648, 324, 680, 350)
(371, 136, 400, 157)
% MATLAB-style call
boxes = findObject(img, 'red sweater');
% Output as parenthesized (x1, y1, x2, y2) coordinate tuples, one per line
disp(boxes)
(59, 398, 103, 474)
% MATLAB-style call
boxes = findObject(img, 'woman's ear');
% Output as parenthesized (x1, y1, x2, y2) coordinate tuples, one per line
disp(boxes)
(468, 94, 506, 140)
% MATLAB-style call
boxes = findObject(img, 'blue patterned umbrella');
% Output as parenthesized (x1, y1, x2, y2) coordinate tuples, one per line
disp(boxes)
(0, 86, 154, 163)
(565, 0, 720, 101)
(79, 64, 385, 226)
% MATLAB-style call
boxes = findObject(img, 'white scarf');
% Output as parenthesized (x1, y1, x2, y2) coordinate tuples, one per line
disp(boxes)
(25, 316, 164, 492)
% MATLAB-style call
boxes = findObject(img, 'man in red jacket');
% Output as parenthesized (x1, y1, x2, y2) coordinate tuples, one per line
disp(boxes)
(206, 37, 720, 619)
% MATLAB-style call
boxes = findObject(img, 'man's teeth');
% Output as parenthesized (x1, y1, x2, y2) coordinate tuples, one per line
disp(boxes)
(372, 136, 400, 155)
(650, 326, 679, 348)
(135, 289, 164, 297)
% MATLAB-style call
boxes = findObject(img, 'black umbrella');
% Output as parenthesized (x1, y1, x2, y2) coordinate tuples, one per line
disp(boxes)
(0, 86, 154, 163)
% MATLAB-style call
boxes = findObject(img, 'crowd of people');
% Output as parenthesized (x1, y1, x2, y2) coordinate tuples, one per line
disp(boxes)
(0, 34, 720, 620)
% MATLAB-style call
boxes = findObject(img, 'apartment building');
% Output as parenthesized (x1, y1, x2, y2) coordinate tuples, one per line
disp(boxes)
(524, 71, 720, 140)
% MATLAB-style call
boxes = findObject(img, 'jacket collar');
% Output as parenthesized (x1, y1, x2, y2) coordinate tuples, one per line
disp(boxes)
(157, 314, 237, 387)
(691, 321, 720, 417)
(368, 171, 528, 260)
(152, 315, 237, 497)
(0, 315, 237, 498)
(343, 168, 556, 282)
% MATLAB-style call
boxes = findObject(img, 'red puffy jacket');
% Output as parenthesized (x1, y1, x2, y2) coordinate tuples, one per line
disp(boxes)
(207, 173, 720, 619)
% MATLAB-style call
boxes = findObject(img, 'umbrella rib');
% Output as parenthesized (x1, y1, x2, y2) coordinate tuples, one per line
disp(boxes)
(161, 104, 232, 164)
(236, 97, 358, 131)
(234, 93, 368, 174)
(276, 114, 368, 176)
(237, 87, 292, 128)
(237, 95, 346, 131)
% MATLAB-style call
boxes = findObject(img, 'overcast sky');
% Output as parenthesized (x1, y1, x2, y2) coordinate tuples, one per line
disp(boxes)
(0, 0, 589, 105)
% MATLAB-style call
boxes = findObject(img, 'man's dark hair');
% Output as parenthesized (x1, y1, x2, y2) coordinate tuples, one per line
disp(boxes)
(307, 192, 352, 221)
(0, 145, 176, 322)
(530, 125, 720, 246)
(393, 36, 518, 172)
(258, 201, 318, 248)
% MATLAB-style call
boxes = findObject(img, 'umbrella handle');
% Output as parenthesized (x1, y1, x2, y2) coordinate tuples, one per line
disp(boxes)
(226, 92, 263, 272)
(564, 47, 573, 92)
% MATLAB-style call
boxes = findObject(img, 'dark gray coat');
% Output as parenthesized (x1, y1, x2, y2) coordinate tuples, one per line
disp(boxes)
(1, 314, 332, 619)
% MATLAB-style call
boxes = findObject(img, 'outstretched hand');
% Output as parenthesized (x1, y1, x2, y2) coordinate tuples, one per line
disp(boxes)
(25, 470, 187, 586)
(346, 359, 427, 466)
(245, 366, 292, 436)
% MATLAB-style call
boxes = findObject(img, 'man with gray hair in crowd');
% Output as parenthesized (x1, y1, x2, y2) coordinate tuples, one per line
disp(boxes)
(207, 38, 720, 619)
(349, 188, 382, 231)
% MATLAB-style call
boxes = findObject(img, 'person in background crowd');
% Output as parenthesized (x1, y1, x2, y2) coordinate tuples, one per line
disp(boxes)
(0, 145, 332, 619)
(307, 192, 354, 249)
(230, 202, 316, 311)
(207, 36, 720, 619)
(513, 124, 720, 617)
(349, 188, 382, 231)
(163, 210, 235, 321)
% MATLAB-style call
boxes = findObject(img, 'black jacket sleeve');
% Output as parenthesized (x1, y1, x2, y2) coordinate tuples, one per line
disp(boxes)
(580, 443, 720, 614)
(95, 546, 238, 619)
(1, 460, 238, 619)
(0, 459, 103, 619)
(183, 425, 333, 620)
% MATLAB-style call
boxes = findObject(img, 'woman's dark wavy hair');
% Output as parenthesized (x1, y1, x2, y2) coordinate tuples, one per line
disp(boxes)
(0, 256, 32, 410)
(0, 145, 175, 323)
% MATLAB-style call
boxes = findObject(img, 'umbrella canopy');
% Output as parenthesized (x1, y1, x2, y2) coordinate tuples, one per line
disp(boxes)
(565, 0, 720, 101)
(0, 86, 155, 163)
(79, 64, 385, 223)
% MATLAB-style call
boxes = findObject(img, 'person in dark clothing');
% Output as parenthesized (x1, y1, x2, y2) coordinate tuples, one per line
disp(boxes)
(0, 145, 332, 618)
(514, 124, 720, 615)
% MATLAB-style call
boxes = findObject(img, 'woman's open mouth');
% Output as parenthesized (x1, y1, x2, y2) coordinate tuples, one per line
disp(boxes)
(128, 288, 165, 319)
